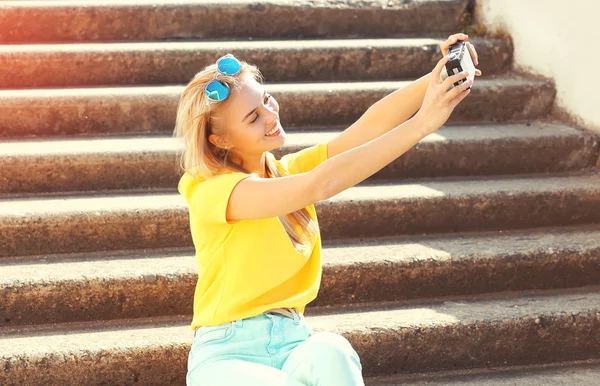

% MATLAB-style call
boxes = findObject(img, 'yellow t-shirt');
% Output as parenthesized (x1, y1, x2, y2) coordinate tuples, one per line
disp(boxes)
(178, 142, 329, 330)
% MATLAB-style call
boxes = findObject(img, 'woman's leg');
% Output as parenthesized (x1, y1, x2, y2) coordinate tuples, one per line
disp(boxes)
(186, 312, 313, 385)
(281, 331, 365, 386)
(187, 359, 308, 386)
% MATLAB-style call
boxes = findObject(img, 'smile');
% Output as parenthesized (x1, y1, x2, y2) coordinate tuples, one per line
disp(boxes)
(265, 122, 281, 136)
(265, 126, 281, 137)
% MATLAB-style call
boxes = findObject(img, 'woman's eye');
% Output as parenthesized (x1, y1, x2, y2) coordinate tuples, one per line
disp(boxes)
(249, 94, 271, 124)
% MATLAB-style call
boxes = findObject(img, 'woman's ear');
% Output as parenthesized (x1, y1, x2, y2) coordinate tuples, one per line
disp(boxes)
(208, 133, 227, 149)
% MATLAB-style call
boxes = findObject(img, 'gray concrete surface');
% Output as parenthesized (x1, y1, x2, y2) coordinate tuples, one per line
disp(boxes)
(0, 172, 599, 257)
(1, 123, 597, 194)
(0, 0, 468, 43)
(2, 288, 600, 384)
(0, 38, 511, 88)
(0, 77, 555, 137)
(2, 225, 600, 326)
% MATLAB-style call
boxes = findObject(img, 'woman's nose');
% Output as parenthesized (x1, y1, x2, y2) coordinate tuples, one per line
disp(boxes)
(266, 118, 276, 128)
(264, 108, 278, 124)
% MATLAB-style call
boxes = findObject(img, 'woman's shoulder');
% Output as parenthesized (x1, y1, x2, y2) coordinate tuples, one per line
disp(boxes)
(178, 168, 251, 199)
(184, 167, 250, 182)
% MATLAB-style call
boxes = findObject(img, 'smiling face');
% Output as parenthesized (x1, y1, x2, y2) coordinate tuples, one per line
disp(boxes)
(208, 72, 286, 173)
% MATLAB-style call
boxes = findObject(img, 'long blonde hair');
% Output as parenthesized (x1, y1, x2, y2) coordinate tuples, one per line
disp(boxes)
(173, 58, 318, 254)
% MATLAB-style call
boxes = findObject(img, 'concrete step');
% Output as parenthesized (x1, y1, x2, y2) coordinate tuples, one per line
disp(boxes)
(2, 225, 600, 326)
(0, 38, 511, 89)
(0, 77, 555, 138)
(2, 288, 600, 384)
(1, 123, 597, 195)
(369, 360, 600, 385)
(1, 172, 599, 257)
(0, 0, 469, 44)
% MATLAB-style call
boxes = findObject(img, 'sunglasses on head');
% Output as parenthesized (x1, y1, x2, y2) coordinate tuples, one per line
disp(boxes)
(205, 54, 242, 106)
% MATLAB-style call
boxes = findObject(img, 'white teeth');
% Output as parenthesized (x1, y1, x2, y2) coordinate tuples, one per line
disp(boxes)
(266, 127, 277, 136)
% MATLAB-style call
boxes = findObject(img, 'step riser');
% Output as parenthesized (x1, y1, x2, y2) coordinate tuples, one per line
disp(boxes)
(372, 361, 600, 385)
(1, 274, 196, 327)
(0, 39, 511, 88)
(318, 190, 600, 240)
(352, 312, 600, 376)
(3, 244, 600, 327)
(0, 209, 191, 258)
(0, 81, 556, 138)
(0, 1, 468, 43)
(1, 347, 186, 386)
(372, 132, 598, 179)
(2, 129, 597, 195)
(2, 306, 600, 384)
(1, 151, 180, 195)
(318, 247, 600, 307)
(1, 184, 598, 257)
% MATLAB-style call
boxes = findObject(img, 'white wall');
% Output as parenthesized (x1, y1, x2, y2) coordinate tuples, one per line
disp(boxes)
(476, 0, 600, 132)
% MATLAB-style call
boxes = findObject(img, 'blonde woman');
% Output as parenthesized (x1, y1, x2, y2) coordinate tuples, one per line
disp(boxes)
(174, 34, 480, 386)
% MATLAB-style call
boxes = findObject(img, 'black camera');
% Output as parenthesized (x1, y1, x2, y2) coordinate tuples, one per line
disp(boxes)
(440, 40, 476, 89)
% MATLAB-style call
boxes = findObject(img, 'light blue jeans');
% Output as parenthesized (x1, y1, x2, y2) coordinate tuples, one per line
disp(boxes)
(186, 309, 364, 385)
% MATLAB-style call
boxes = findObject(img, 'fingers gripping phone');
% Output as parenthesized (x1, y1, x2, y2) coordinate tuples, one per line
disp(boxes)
(440, 40, 476, 89)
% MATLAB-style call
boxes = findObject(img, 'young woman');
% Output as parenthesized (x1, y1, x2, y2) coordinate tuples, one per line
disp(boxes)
(174, 34, 480, 386)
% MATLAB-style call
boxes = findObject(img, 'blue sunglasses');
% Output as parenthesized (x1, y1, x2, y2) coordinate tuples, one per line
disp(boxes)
(205, 54, 242, 105)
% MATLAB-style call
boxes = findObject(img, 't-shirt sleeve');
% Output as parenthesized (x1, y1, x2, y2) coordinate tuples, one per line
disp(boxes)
(278, 142, 329, 175)
(181, 171, 252, 226)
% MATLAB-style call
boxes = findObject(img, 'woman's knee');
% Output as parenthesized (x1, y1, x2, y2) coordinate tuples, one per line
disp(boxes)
(305, 332, 362, 369)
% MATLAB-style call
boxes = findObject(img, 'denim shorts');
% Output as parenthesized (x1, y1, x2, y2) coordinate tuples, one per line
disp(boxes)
(186, 309, 364, 385)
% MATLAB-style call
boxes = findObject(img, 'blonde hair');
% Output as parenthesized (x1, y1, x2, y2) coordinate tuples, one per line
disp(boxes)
(173, 58, 318, 254)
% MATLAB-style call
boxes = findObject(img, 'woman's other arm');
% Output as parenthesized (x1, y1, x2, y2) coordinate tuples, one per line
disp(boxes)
(225, 56, 473, 222)
(326, 33, 481, 159)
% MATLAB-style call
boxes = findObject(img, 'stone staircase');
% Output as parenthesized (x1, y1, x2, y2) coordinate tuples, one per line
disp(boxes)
(1, 1, 600, 385)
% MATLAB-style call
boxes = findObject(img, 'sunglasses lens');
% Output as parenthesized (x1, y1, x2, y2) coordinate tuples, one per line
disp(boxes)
(217, 56, 241, 76)
(206, 80, 230, 102)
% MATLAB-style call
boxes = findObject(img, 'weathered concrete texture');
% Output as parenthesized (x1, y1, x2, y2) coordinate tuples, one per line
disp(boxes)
(0, 249, 197, 326)
(317, 225, 600, 306)
(0, 315, 191, 386)
(0, 135, 182, 194)
(2, 289, 600, 384)
(371, 123, 599, 179)
(277, 77, 556, 128)
(318, 171, 600, 240)
(314, 289, 600, 376)
(0, 38, 511, 88)
(0, 172, 599, 257)
(0, 192, 193, 257)
(2, 226, 600, 327)
(0, 78, 555, 138)
(0, 0, 468, 43)
(1, 123, 598, 195)
(368, 360, 600, 385)
(0, 85, 180, 138)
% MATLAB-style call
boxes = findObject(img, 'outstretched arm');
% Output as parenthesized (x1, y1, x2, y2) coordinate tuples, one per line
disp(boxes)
(327, 33, 480, 159)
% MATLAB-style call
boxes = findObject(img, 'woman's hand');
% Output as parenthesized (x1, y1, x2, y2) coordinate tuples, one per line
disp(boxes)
(414, 55, 473, 135)
(440, 33, 482, 77)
